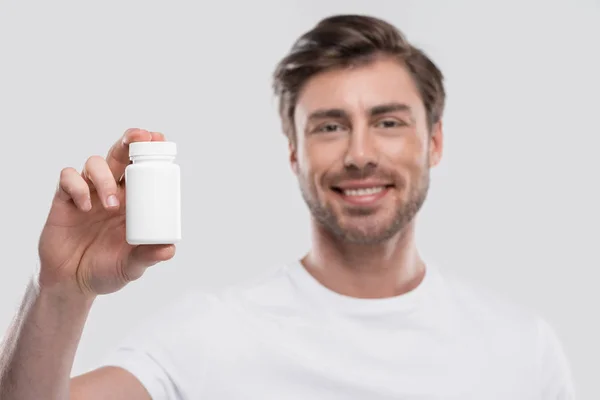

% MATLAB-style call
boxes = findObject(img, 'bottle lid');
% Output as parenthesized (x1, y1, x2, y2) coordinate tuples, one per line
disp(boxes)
(129, 141, 177, 158)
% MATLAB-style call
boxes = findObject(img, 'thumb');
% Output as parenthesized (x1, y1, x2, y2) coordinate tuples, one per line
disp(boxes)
(124, 244, 176, 281)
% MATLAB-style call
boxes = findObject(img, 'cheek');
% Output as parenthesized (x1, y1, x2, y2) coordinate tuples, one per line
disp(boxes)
(379, 135, 428, 183)
(381, 132, 426, 160)
(301, 139, 345, 180)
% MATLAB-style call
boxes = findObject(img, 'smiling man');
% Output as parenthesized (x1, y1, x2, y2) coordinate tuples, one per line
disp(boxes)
(0, 14, 575, 400)
(286, 46, 440, 300)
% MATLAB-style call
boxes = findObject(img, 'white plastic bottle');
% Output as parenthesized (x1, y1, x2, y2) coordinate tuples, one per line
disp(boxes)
(125, 141, 181, 245)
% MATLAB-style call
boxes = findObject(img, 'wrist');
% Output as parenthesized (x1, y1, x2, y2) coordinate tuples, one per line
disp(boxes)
(32, 274, 96, 312)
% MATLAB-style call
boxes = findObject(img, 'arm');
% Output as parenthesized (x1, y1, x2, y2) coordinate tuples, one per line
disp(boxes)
(0, 278, 149, 400)
(0, 128, 176, 400)
(70, 366, 151, 400)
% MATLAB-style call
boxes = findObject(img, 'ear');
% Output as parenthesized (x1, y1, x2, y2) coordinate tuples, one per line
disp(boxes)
(289, 140, 299, 175)
(428, 120, 444, 168)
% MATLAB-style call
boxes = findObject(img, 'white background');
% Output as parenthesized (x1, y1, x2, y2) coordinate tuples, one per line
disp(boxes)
(0, 0, 598, 398)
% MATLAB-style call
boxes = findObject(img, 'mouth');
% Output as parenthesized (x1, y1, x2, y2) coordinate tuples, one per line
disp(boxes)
(331, 183, 394, 206)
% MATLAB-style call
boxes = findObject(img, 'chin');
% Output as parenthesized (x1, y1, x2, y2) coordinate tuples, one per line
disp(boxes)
(336, 229, 399, 245)
(331, 216, 403, 245)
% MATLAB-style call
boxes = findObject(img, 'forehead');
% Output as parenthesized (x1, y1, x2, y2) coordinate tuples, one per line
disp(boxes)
(295, 57, 424, 120)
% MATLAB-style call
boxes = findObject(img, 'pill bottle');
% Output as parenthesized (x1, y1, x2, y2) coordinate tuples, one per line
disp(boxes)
(125, 141, 181, 245)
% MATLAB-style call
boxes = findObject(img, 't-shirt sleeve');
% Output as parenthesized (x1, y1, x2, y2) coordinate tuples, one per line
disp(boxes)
(536, 316, 576, 399)
(99, 290, 216, 400)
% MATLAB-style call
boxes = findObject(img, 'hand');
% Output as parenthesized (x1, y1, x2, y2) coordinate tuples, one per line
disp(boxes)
(37, 128, 176, 297)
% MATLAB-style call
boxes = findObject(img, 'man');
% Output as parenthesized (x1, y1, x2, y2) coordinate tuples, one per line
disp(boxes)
(0, 14, 574, 400)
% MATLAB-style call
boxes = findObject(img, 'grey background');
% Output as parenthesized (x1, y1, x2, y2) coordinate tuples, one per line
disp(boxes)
(1, 0, 598, 397)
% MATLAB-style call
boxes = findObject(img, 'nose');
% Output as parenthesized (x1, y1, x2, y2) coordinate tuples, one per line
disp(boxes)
(343, 125, 378, 171)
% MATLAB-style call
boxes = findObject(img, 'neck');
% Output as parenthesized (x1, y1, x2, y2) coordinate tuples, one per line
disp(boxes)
(301, 220, 426, 299)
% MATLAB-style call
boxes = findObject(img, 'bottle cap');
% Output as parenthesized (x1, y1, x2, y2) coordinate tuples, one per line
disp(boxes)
(129, 141, 177, 158)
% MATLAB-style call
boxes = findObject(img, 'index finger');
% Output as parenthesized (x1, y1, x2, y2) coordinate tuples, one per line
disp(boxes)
(106, 128, 165, 182)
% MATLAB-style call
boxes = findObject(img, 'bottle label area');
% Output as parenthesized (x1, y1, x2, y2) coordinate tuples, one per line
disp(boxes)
(125, 165, 181, 244)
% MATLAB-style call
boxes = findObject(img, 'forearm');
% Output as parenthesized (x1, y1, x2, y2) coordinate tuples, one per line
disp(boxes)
(0, 277, 95, 400)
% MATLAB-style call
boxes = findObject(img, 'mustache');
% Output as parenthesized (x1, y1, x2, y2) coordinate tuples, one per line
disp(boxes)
(326, 165, 402, 186)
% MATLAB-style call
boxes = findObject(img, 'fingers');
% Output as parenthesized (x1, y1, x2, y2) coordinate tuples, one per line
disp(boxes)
(150, 131, 165, 141)
(81, 155, 120, 209)
(106, 128, 151, 182)
(55, 128, 166, 211)
(106, 128, 167, 182)
(124, 244, 176, 281)
(57, 167, 92, 211)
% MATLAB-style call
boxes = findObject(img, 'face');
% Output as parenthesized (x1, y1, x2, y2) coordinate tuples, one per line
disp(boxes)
(290, 57, 443, 245)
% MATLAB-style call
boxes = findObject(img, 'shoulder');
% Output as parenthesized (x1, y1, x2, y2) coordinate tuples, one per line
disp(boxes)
(136, 263, 299, 326)
(432, 266, 553, 354)
(435, 266, 542, 328)
(208, 262, 305, 319)
(435, 266, 575, 395)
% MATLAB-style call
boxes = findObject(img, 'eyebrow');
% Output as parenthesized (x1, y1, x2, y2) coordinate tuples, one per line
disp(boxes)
(370, 102, 412, 116)
(307, 102, 414, 121)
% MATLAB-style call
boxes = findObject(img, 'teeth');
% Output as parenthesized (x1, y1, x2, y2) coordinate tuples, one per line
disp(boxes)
(343, 187, 385, 196)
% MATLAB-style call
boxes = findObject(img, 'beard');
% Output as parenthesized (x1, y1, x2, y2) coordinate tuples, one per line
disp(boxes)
(299, 163, 430, 245)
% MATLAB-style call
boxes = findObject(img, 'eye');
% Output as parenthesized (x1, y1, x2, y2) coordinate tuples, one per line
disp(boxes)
(316, 122, 345, 133)
(375, 119, 407, 128)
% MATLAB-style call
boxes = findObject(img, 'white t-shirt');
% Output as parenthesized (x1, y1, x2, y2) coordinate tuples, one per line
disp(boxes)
(101, 261, 575, 399)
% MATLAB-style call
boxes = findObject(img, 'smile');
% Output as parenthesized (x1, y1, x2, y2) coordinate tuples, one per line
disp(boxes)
(332, 183, 393, 206)
(342, 186, 385, 196)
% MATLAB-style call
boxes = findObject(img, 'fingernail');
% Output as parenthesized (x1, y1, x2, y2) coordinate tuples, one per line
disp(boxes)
(83, 197, 92, 211)
(106, 195, 119, 207)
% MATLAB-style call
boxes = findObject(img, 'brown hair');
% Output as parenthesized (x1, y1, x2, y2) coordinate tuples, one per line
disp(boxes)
(272, 14, 446, 145)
